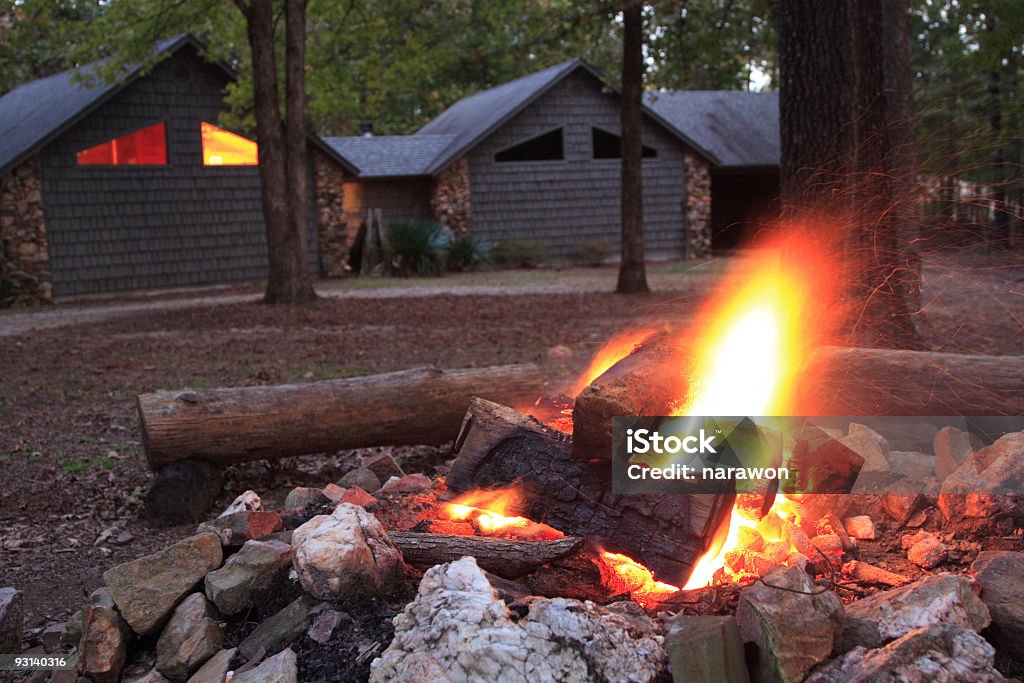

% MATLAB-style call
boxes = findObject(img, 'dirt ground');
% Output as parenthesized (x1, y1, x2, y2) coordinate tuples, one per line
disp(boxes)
(1, 253, 1022, 632)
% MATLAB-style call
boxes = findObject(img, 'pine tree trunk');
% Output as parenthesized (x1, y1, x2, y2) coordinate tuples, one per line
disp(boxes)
(616, 0, 650, 294)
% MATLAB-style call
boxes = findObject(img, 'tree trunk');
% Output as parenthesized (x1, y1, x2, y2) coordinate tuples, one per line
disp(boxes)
(616, 0, 650, 294)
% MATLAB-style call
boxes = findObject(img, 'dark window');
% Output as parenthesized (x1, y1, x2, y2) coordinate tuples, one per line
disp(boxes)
(495, 128, 564, 162)
(76, 122, 168, 165)
(591, 127, 657, 159)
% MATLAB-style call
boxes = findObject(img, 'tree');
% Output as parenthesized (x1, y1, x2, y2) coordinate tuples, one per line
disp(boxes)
(779, 0, 924, 348)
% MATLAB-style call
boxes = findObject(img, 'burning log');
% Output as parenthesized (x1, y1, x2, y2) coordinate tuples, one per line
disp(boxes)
(137, 364, 544, 470)
(388, 532, 583, 579)
(447, 398, 734, 585)
(842, 560, 911, 587)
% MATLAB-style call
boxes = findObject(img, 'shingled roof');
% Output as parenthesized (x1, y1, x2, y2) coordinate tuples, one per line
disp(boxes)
(0, 33, 357, 177)
(645, 91, 779, 169)
(323, 135, 456, 178)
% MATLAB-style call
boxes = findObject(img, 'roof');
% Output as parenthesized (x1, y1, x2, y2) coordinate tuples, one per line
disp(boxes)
(413, 58, 717, 175)
(323, 135, 456, 178)
(0, 33, 358, 177)
(645, 91, 779, 169)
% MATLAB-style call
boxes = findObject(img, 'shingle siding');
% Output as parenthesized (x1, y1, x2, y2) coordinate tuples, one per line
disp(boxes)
(39, 47, 317, 297)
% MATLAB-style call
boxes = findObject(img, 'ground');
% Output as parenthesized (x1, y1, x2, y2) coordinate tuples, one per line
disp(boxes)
(1, 253, 1022, 631)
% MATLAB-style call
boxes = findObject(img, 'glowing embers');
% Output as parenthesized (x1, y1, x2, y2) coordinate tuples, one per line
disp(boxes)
(201, 122, 258, 166)
(76, 122, 167, 166)
(440, 489, 564, 541)
(598, 551, 679, 608)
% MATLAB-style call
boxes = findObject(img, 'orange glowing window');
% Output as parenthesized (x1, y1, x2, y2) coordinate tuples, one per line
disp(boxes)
(76, 122, 167, 166)
(201, 122, 258, 166)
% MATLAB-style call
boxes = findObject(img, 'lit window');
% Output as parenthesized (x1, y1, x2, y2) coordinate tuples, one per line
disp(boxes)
(495, 128, 564, 162)
(592, 127, 657, 159)
(201, 122, 258, 166)
(76, 122, 168, 165)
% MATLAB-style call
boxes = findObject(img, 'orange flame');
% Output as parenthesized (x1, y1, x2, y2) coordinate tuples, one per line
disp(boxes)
(599, 551, 680, 608)
(441, 489, 564, 541)
(567, 327, 661, 397)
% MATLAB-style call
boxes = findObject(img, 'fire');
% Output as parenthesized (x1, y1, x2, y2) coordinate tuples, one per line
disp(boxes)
(441, 489, 564, 541)
(599, 552, 679, 608)
(567, 327, 661, 398)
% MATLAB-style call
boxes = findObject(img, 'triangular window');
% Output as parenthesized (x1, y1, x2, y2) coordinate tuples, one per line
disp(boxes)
(495, 128, 564, 162)
(592, 127, 657, 159)
(76, 122, 168, 165)
(202, 122, 258, 166)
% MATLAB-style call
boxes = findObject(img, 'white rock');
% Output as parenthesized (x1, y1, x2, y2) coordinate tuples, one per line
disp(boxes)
(218, 491, 262, 518)
(843, 515, 875, 540)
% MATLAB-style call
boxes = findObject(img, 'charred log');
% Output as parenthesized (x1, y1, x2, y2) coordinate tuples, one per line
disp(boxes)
(389, 532, 582, 579)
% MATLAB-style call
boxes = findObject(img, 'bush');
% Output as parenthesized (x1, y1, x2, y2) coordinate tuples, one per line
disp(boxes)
(574, 238, 613, 266)
(386, 221, 450, 276)
(494, 238, 545, 268)
(447, 234, 493, 272)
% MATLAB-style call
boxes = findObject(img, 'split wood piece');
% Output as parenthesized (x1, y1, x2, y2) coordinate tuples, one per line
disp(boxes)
(447, 397, 734, 585)
(389, 532, 582, 579)
(842, 560, 910, 587)
(143, 460, 224, 523)
(137, 363, 544, 470)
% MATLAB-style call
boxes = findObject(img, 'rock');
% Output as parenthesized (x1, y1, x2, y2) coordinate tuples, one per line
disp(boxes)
(806, 625, 1005, 683)
(379, 473, 432, 494)
(338, 468, 382, 493)
(900, 529, 937, 549)
(238, 595, 319, 661)
(232, 648, 298, 683)
(782, 521, 811, 557)
(971, 551, 1024, 662)
(907, 535, 948, 568)
(843, 573, 990, 651)
(934, 425, 976, 481)
(104, 533, 223, 635)
(361, 454, 405, 483)
(283, 487, 326, 510)
(735, 565, 844, 683)
(339, 486, 377, 508)
(185, 648, 235, 683)
(939, 432, 1024, 523)
(155, 593, 223, 681)
(840, 430, 890, 473)
(124, 668, 170, 683)
(882, 483, 925, 526)
(307, 609, 347, 645)
(848, 423, 889, 453)
(197, 511, 282, 547)
(322, 483, 347, 502)
(0, 587, 24, 654)
(810, 534, 845, 570)
(218, 491, 262, 517)
(205, 539, 292, 616)
(814, 513, 854, 552)
(547, 345, 573, 360)
(843, 515, 875, 540)
(291, 503, 404, 602)
(665, 615, 750, 683)
(370, 556, 666, 683)
(40, 623, 66, 653)
(886, 451, 936, 480)
(78, 595, 131, 683)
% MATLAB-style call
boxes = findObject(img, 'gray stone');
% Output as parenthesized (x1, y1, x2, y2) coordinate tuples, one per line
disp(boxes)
(887, 451, 935, 480)
(232, 648, 297, 683)
(843, 573, 990, 651)
(186, 647, 235, 683)
(238, 595, 319, 661)
(156, 593, 223, 681)
(291, 503, 404, 602)
(939, 432, 1024, 523)
(104, 532, 223, 635)
(123, 668, 170, 683)
(197, 511, 282, 547)
(971, 551, 1024, 662)
(283, 487, 326, 510)
(379, 473, 432, 494)
(361, 453, 405, 483)
(78, 597, 131, 683)
(665, 614, 750, 683)
(735, 565, 844, 683)
(337, 468, 381, 493)
(307, 609, 347, 645)
(841, 430, 891, 473)
(806, 625, 1005, 682)
(934, 425, 977, 481)
(848, 423, 889, 453)
(0, 587, 24, 654)
(204, 540, 292, 616)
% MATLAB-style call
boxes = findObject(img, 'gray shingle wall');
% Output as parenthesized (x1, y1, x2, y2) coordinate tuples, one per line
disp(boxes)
(467, 70, 688, 261)
(39, 47, 317, 297)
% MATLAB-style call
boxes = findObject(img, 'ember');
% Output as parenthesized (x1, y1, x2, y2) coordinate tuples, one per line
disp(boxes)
(440, 489, 564, 541)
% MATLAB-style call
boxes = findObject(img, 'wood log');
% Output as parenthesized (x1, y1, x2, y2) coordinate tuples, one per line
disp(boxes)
(842, 560, 910, 587)
(388, 532, 583, 579)
(137, 364, 544, 470)
(447, 398, 734, 586)
(144, 460, 224, 523)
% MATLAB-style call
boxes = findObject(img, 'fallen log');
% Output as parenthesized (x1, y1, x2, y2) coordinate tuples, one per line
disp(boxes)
(389, 532, 583, 579)
(842, 560, 910, 587)
(447, 398, 734, 586)
(137, 364, 544, 470)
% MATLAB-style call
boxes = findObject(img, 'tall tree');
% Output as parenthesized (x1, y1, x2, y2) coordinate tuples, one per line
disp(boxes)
(617, 0, 650, 294)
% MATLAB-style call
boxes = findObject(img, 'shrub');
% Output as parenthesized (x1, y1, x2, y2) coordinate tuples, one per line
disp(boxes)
(447, 234, 493, 272)
(574, 238, 613, 266)
(386, 221, 450, 276)
(494, 238, 545, 268)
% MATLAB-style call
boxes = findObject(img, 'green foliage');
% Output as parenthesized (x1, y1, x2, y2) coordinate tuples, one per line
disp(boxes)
(386, 221, 449, 276)
(574, 238, 614, 266)
(494, 239, 545, 269)
(446, 234, 493, 272)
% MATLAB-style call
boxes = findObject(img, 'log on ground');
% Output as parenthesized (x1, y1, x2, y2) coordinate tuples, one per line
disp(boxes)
(389, 532, 583, 579)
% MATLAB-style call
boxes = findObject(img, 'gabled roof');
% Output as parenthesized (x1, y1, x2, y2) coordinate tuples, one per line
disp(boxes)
(0, 33, 358, 177)
(645, 91, 779, 169)
(323, 135, 455, 178)
(414, 58, 718, 175)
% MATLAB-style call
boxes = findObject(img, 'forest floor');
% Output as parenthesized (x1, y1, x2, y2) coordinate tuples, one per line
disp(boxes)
(1, 252, 1022, 630)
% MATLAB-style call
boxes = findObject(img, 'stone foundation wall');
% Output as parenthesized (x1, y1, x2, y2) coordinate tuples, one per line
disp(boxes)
(684, 153, 712, 258)
(430, 158, 470, 234)
(0, 156, 51, 305)
(314, 149, 350, 278)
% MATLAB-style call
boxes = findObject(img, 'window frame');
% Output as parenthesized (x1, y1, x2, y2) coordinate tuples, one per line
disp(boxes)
(590, 126, 658, 161)
(200, 121, 259, 167)
(74, 121, 170, 168)
(493, 126, 566, 164)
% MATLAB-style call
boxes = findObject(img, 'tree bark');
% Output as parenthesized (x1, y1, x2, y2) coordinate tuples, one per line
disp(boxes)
(388, 532, 583, 579)
(616, 0, 650, 294)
